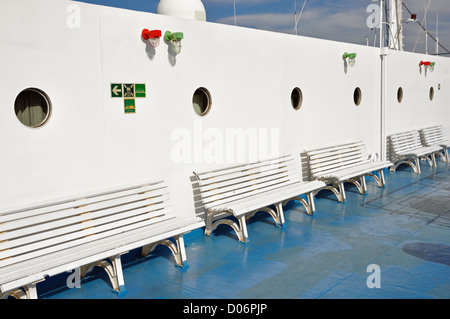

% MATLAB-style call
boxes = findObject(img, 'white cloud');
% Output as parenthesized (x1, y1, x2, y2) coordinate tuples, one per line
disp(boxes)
(213, 0, 450, 54)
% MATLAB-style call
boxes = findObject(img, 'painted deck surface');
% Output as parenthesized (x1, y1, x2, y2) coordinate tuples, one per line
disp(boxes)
(39, 161, 450, 299)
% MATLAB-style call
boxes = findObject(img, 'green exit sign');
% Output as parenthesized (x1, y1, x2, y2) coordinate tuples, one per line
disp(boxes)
(135, 84, 146, 98)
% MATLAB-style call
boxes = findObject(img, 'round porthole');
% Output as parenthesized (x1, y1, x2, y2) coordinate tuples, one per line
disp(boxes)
(14, 88, 51, 128)
(429, 87, 434, 101)
(353, 87, 362, 106)
(397, 87, 403, 103)
(192, 87, 211, 116)
(291, 87, 303, 110)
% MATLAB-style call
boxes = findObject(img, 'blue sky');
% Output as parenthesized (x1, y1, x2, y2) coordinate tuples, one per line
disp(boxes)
(75, 0, 450, 55)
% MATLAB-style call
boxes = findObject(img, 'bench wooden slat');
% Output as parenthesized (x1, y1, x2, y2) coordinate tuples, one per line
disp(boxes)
(309, 156, 368, 175)
(199, 170, 299, 200)
(308, 147, 365, 163)
(421, 125, 449, 147)
(195, 155, 293, 180)
(0, 207, 174, 263)
(197, 162, 297, 192)
(312, 159, 372, 177)
(307, 142, 371, 179)
(0, 199, 172, 251)
(0, 190, 170, 234)
(305, 141, 365, 157)
(204, 177, 303, 209)
(0, 210, 175, 268)
(0, 182, 167, 223)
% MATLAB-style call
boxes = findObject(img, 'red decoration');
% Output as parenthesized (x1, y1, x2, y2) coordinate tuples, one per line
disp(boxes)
(142, 29, 162, 40)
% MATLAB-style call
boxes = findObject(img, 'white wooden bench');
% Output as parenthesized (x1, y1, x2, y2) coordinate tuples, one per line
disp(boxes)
(420, 125, 449, 162)
(388, 130, 442, 173)
(193, 155, 325, 242)
(0, 180, 204, 299)
(305, 141, 393, 202)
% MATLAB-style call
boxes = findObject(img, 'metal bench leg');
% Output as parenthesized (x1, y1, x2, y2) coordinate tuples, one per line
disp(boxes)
(274, 202, 285, 227)
(282, 192, 316, 215)
(142, 235, 189, 268)
(1, 288, 28, 299)
(414, 158, 422, 173)
(366, 169, 386, 187)
(338, 182, 346, 202)
(238, 216, 249, 241)
(444, 149, 450, 162)
(435, 150, 448, 162)
(1, 279, 43, 299)
(422, 154, 435, 167)
(24, 283, 38, 299)
(315, 184, 345, 203)
(247, 206, 282, 225)
(307, 192, 316, 213)
(378, 169, 386, 186)
(204, 211, 248, 242)
(80, 253, 127, 294)
(391, 159, 421, 173)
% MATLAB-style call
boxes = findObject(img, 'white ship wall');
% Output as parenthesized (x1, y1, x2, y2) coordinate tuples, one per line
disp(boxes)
(1, 0, 449, 216)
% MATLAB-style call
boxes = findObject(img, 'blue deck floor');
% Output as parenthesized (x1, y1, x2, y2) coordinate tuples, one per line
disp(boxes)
(39, 160, 450, 300)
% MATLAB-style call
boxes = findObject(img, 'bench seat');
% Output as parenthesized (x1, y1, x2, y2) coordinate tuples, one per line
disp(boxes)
(305, 141, 393, 202)
(0, 180, 204, 299)
(388, 130, 442, 173)
(194, 154, 325, 242)
(420, 125, 449, 162)
(316, 161, 394, 183)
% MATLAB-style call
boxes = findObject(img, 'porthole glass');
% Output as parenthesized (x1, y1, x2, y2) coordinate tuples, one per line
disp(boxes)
(429, 87, 434, 101)
(192, 87, 211, 116)
(14, 88, 51, 128)
(353, 87, 362, 106)
(397, 87, 403, 103)
(291, 87, 303, 110)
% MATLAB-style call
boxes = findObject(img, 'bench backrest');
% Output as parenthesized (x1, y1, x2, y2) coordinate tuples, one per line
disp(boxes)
(193, 155, 302, 210)
(305, 141, 369, 179)
(389, 130, 423, 154)
(0, 180, 173, 269)
(420, 125, 447, 146)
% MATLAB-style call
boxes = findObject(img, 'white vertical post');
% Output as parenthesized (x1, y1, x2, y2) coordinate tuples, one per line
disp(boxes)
(436, 14, 439, 55)
(379, 0, 384, 49)
(425, 3, 428, 54)
(380, 0, 387, 162)
(234, 0, 236, 26)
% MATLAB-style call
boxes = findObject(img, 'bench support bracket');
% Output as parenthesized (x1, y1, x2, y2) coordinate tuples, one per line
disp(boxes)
(366, 169, 386, 187)
(282, 192, 316, 215)
(0, 280, 41, 299)
(435, 149, 449, 162)
(204, 211, 248, 242)
(141, 235, 188, 268)
(390, 158, 421, 173)
(316, 183, 346, 203)
(80, 253, 127, 294)
(246, 203, 285, 227)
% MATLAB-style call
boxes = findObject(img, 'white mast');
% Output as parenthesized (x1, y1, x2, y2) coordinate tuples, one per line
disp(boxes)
(234, 0, 237, 26)
(388, 0, 404, 50)
(436, 13, 439, 55)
